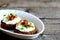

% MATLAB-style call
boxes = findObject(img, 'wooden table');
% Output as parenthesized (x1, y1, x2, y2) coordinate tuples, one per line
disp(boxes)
(0, 0, 60, 40)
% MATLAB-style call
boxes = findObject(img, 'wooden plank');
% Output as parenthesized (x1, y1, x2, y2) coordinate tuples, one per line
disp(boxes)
(1, 7, 60, 18)
(42, 19, 60, 30)
(41, 18, 60, 24)
(6, 1, 60, 8)
(26, 7, 60, 18)
(44, 24, 60, 34)
(0, 8, 27, 11)
(41, 35, 56, 40)
(0, 0, 54, 3)
(33, 34, 56, 40)
(28, 7, 57, 18)
(0, 0, 60, 7)
(0, 0, 60, 3)
(40, 19, 60, 34)
(55, 34, 60, 40)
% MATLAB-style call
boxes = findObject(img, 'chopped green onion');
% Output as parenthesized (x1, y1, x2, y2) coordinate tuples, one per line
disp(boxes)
(23, 25, 28, 28)
(30, 22, 33, 24)
(21, 27, 24, 30)
(21, 26, 27, 30)
(32, 26, 35, 28)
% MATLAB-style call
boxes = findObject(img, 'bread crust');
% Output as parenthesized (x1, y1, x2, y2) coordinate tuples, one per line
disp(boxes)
(14, 28, 37, 34)
(1, 20, 16, 30)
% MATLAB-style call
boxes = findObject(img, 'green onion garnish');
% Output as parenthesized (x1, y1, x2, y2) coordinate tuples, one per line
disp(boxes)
(30, 22, 32, 24)
(32, 26, 35, 28)
(21, 27, 24, 30)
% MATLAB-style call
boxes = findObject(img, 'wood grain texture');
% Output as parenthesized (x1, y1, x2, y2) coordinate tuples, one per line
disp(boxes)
(27, 7, 60, 18)
(5, 1, 60, 8)
(1, 7, 60, 18)
(40, 18, 60, 34)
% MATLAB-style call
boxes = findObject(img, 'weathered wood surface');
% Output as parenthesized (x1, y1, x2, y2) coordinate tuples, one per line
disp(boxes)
(0, 0, 60, 40)
(0, 0, 60, 8)
(1, 7, 60, 18)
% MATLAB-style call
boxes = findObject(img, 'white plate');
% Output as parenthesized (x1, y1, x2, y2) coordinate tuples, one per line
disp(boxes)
(0, 10, 45, 39)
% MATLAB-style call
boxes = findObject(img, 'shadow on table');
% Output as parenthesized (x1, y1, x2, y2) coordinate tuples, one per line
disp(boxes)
(0, 31, 33, 40)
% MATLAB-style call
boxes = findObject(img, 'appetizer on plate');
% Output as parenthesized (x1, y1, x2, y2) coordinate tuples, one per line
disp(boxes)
(1, 13, 21, 30)
(14, 20, 37, 34)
